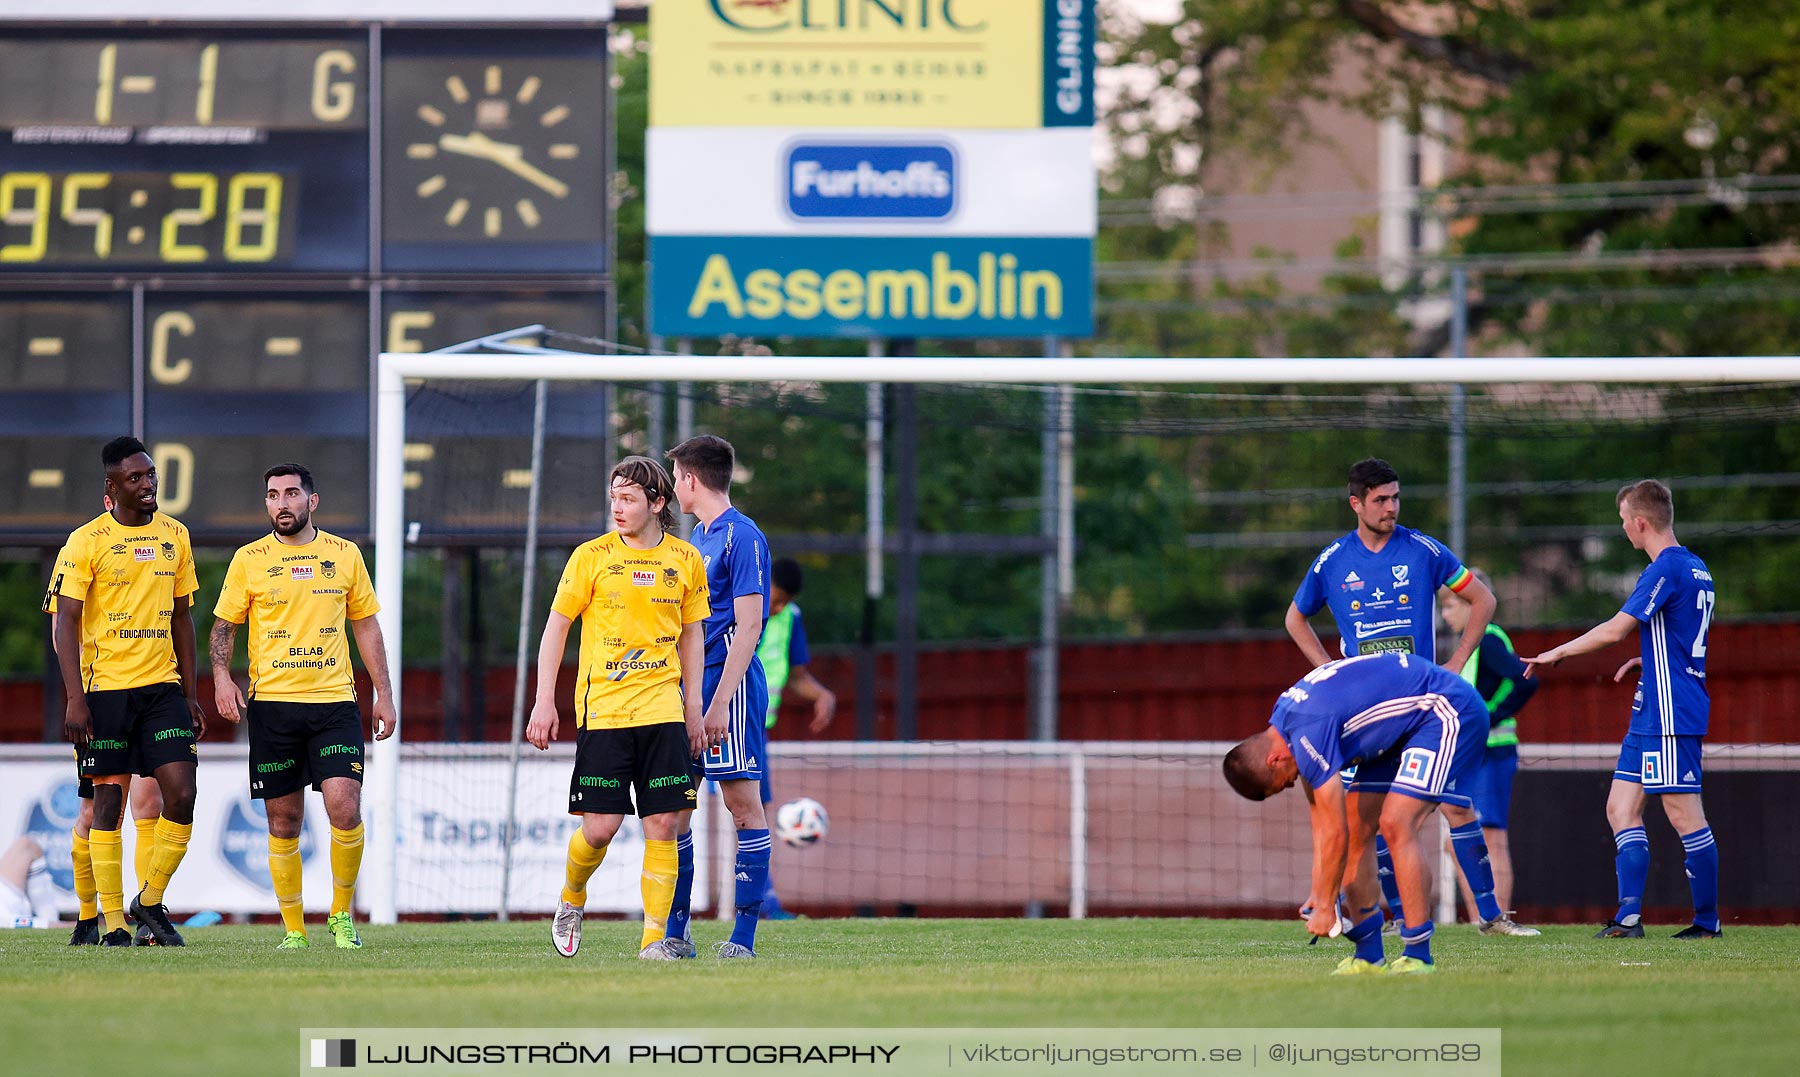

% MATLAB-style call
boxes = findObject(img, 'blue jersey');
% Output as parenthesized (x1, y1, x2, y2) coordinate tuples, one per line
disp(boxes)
(1622, 546, 1714, 737)
(691, 506, 771, 668)
(1293, 525, 1473, 660)
(1270, 652, 1487, 791)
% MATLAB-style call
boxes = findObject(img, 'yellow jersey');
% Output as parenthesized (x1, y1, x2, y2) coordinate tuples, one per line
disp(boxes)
(55, 512, 199, 692)
(550, 532, 709, 730)
(213, 529, 379, 703)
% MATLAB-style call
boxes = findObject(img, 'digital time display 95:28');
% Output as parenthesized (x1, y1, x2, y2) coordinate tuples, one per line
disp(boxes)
(0, 171, 289, 265)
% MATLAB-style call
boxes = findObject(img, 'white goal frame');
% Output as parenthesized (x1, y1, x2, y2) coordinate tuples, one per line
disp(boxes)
(364, 353, 1800, 923)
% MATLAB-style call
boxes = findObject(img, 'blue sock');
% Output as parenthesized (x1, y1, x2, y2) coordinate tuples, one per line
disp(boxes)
(1681, 827, 1720, 931)
(668, 831, 695, 942)
(1344, 905, 1385, 964)
(1374, 835, 1405, 923)
(1614, 826, 1649, 924)
(1449, 821, 1503, 922)
(728, 828, 771, 951)
(1400, 920, 1434, 964)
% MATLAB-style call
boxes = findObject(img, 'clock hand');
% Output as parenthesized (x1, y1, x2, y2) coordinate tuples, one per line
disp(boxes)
(437, 131, 570, 199)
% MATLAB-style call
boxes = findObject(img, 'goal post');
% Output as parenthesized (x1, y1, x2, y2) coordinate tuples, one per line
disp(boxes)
(365, 351, 1800, 925)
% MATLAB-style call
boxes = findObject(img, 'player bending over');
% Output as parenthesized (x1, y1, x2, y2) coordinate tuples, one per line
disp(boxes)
(1224, 652, 1493, 975)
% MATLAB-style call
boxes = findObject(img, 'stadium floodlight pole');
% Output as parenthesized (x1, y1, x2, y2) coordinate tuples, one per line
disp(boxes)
(498, 377, 550, 922)
(675, 339, 694, 540)
(862, 341, 885, 743)
(1440, 269, 1472, 925)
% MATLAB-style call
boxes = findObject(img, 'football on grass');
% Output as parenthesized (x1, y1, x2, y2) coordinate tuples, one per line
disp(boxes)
(774, 797, 829, 846)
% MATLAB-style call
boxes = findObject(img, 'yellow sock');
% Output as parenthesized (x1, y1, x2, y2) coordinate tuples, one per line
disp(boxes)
(133, 817, 157, 894)
(90, 827, 125, 933)
(140, 818, 192, 906)
(268, 835, 305, 934)
(560, 830, 607, 908)
(329, 823, 365, 916)
(638, 839, 678, 949)
(70, 829, 97, 921)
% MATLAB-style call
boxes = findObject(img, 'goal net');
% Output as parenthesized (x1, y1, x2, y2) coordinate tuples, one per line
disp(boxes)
(363, 351, 1800, 926)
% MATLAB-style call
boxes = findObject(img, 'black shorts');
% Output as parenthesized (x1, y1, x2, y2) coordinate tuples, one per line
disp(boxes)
(80, 683, 196, 778)
(247, 699, 366, 800)
(74, 747, 92, 799)
(570, 723, 698, 818)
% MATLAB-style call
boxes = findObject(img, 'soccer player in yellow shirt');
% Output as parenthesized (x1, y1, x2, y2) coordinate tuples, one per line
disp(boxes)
(53, 437, 204, 947)
(525, 456, 709, 960)
(210, 464, 397, 950)
(44, 524, 164, 946)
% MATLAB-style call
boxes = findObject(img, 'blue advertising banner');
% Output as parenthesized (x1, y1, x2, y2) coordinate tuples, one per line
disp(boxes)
(1042, 0, 1096, 128)
(651, 235, 1093, 339)
(786, 142, 957, 221)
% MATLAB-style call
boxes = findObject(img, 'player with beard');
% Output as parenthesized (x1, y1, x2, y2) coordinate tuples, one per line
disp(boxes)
(210, 464, 396, 949)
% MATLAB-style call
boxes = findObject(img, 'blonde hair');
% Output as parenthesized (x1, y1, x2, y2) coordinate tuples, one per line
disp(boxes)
(1617, 479, 1673, 530)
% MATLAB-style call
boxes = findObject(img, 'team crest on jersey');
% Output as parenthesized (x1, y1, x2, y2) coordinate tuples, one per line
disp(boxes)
(1396, 747, 1437, 788)
(320, 560, 337, 579)
(1391, 565, 1410, 585)
(1641, 751, 1663, 786)
(134, 546, 156, 562)
(291, 566, 315, 580)
(160, 542, 175, 561)
(663, 567, 679, 588)
(633, 570, 656, 587)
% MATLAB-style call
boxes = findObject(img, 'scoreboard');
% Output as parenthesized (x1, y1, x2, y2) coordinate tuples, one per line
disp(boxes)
(0, 5, 614, 545)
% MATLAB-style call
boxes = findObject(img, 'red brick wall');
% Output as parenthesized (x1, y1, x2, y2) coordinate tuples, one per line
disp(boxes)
(6, 621, 1796, 743)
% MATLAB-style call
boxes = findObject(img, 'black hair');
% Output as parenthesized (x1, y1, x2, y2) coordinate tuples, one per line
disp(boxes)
(101, 436, 148, 470)
(1347, 457, 1400, 500)
(772, 558, 803, 596)
(264, 463, 316, 495)
(667, 435, 735, 494)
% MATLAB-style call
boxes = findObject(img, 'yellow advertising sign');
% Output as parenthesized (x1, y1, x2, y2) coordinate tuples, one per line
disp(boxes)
(650, 0, 1063, 129)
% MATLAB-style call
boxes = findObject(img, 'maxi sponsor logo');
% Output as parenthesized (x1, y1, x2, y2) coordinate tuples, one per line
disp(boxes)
(786, 142, 955, 220)
(651, 235, 1091, 338)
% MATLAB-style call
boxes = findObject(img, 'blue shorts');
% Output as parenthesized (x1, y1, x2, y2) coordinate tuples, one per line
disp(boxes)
(690, 663, 768, 784)
(1469, 747, 1519, 829)
(1615, 732, 1703, 794)
(1347, 685, 1488, 809)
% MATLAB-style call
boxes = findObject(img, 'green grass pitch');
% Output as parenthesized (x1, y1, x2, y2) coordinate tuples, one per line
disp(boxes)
(2, 918, 1794, 1076)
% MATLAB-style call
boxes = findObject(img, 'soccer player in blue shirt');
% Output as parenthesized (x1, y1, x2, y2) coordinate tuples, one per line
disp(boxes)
(1224, 652, 1491, 975)
(1286, 458, 1534, 936)
(657, 435, 774, 959)
(1524, 480, 1721, 939)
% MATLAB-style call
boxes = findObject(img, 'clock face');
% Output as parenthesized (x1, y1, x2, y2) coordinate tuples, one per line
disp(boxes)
(382, 56, 606, 246)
